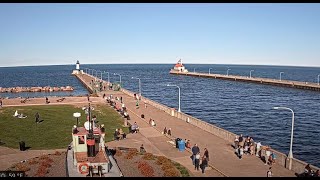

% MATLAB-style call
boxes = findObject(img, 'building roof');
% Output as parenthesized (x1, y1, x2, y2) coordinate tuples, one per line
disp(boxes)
(73, 127, 102, 136)
(75, 149, 109, 164)
(75, 152, 88, 163)
(90, 150, 109, 163)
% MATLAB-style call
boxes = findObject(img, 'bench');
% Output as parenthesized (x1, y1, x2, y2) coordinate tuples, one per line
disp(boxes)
(20, 98, 29, 103)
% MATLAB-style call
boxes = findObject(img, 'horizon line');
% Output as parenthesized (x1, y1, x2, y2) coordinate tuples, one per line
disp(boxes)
(1, 62, 320, 69)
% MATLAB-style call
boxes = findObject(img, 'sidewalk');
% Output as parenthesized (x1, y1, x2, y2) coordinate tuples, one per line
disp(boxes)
(96, 86, 296, 176)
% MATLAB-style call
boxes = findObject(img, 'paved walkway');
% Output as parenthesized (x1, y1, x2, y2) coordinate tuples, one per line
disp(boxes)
(77, 72, 295, 177)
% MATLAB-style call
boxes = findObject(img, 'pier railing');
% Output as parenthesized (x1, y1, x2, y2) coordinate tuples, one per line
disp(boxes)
(170, 70, 320, 92)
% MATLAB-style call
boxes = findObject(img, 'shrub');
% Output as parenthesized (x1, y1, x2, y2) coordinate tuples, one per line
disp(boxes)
(15, 163, 30, 172)
(40, 161, 52, 168)
(35, 165, 48, 177)
(54, 151, 62, 155)
(156, 156, 170, 165)
(39, 155, 50, 160)
(115, 149, 122, 157)
(137, 160, 154, 177)
(142, 153, 155, 160)
(28, 159, 39, 165)
(161, 161, 175, 171)
(163, 167, 180, 177)
(125, 148, 138, 159)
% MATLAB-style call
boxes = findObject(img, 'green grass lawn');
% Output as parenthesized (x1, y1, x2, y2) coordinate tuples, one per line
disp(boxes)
(0, 104, 128, 150)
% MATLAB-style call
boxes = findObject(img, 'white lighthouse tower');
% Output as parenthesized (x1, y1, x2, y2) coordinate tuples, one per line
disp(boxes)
(76, 60, 80, 70)
(72, 60, 83, 75)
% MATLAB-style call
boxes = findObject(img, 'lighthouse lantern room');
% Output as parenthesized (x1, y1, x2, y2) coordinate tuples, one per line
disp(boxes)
(172, 59, 188, 73)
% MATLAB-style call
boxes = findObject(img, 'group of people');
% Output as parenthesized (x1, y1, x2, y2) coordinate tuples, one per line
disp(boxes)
(234, 134, 276, 165)
(131, 122, 140, 133)
(191, 144, 209, 174)
(163, 127, 172, 136)
(301, 164, 320, 177)
(114, 128, 126, 140)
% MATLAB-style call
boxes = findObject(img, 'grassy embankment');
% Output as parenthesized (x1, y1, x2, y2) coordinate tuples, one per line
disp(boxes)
(0, 104, 128, 150)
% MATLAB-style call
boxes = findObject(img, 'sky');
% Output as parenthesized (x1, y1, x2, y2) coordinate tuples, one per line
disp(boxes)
(0, 3, 320, 67)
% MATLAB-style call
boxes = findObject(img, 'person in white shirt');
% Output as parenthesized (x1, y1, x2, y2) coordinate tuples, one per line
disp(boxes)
(151, 120, 156, 126)
(256, 141, 262, 157)
(195, 152, 201, 170)
(267, 167, 272, 177)
(265, 146, 271, 165)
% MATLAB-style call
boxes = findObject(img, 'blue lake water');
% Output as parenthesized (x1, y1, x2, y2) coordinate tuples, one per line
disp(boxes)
(0, 64, 319, 167)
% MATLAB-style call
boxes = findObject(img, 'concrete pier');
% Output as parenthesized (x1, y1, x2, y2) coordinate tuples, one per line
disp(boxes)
(72, 71, 319, 176)
(170, 70, 320, 92)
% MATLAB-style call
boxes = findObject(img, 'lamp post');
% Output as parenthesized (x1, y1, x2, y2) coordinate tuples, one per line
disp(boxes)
(273, 106, 295, 170)
(73, 112, 81, 126)
(318, 74, 320, 85)
(167, 84, 181, 112)
(91, 69, 94, 76)
(280, 72, 284, 81)
(114, 73, 121, 86)
(91, 69, 95, 77)
(132, 77, 141, 98)
(96, 70, 102, 80)
(227, 68, 231, 76)
(209, 68, 213, 74)
(250, 70, 254, 78)
(102, 71, 110, 84)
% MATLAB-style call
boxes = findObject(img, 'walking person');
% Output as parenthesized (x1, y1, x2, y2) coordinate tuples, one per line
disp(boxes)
(191, 144, 200, 165)
(234, 135, 239, 149)
(203, 148, 209, 162)
(194, 152, 201, 171)
(35, 112, 40, 123)
(167, 128, 172, 136)
(200, 156, 208, 174)
(256, 141, 262, 157)
(136, 100, 139, 109)
(0, 99, 2, 108)
(238, 146, 244, 160)
(267, 167, 272, 177)
(163, 127, 167, 135)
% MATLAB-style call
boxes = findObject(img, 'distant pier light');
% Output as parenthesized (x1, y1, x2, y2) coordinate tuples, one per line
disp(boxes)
(72, 60, 83, 75)
(76, 60, 80, 70)
(227, 68, 231, 76)
(250, 70, 254, 78)
(280, 72, 284, 81)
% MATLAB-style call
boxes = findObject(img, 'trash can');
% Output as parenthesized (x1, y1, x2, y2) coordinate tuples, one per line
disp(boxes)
(19, 141, 25, 151)
(175, 138, 181, 148)
(178, 140, 185, 152)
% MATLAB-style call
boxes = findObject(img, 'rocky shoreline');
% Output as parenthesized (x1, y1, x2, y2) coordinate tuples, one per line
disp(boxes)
(0, 86, 74, 93)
